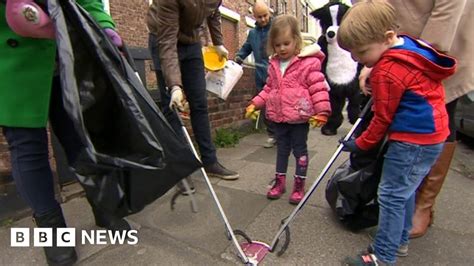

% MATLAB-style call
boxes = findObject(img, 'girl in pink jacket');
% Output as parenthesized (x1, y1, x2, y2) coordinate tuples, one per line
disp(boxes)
(246, 15, 331, 204)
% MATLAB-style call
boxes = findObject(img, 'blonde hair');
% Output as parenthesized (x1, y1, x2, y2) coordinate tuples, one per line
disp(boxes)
(266, 15, 303, 56)
(337, 0, 399, 50)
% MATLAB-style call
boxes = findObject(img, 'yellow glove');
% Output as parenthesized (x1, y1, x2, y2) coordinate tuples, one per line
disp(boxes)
(309, 114, 328, 128)
(245, 104, 260, 120)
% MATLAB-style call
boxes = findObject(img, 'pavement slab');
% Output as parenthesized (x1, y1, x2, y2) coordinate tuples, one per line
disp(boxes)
(1, 119, 473, 265)
(128, 180, 270, 258)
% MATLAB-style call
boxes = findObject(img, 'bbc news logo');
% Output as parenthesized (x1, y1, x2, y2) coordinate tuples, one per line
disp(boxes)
(11, 228, 138, 247)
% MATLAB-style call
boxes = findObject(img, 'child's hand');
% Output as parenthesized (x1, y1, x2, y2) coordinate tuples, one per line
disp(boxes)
(339, 138, 362, 153)
(309, 115, 328, 128)
(245, 104, 260, 120)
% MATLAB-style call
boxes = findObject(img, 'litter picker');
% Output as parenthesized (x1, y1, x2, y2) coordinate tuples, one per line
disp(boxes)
(173, 106, 258, 264)
(236, 98, 374, 263)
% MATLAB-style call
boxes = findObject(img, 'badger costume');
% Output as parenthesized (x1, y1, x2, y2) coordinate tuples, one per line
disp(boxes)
(311, 1, 362, 136)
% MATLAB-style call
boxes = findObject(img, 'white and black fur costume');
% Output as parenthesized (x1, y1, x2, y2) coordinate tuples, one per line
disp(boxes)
(311, 1, 362, 135)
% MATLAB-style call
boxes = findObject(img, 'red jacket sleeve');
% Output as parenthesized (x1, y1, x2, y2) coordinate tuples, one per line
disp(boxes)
(355, 64, 407, 150)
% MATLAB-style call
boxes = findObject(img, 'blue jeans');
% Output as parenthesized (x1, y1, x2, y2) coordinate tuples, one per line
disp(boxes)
(148, 34, 217, 166)
(373, 141, 443, 264)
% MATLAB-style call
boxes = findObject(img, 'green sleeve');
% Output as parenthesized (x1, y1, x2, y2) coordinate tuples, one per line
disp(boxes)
(77, 0, 116, 29)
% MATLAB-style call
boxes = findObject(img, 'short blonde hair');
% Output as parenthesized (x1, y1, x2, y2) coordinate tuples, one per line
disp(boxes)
(337, 0, 399, 50)
(267, 15, 303, 56)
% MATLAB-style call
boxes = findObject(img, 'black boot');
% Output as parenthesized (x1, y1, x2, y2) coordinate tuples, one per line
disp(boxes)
(33, 208, 78, 266)
(321, 126, 337, 136)
(90, 205, 131, 232)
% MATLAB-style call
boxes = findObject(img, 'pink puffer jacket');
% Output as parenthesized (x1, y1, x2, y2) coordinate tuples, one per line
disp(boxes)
(251, 44, 331, 124)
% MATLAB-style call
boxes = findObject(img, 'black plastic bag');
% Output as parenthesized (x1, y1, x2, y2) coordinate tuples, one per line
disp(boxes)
(325, 96, 386, 231)
(48, 0, 201, 217)
(325, 159, 381, 231)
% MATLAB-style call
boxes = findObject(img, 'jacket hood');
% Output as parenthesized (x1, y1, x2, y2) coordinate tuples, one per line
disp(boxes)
(269, 43, 325, 66)
(382, 35, 456, 81)
(298, 43, 324, 58)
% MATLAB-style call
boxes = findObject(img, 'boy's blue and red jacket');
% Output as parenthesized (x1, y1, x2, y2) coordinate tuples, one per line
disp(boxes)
(356, 35, 457, 151)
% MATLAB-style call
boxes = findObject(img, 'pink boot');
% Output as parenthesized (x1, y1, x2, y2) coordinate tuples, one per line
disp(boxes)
(289, 175, 306, 204)
(267, 173, 286, 199)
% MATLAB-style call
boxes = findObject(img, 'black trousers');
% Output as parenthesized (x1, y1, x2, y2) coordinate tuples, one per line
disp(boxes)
(3, 76, 82, 216)
(274, 123, 309, 176)
(149, 34, 217, 165)
(323, 82, 362, 131)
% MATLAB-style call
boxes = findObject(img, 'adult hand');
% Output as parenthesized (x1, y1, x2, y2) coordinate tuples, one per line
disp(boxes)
(339, 138, 362, 153)
(169, 86, 187, 111)
(215, 45, 229, 61)
(309, 114, 328, 128)
(359, 66, 373, 95)
(235, 56, 243, 65)
(104, 28, 123, 48)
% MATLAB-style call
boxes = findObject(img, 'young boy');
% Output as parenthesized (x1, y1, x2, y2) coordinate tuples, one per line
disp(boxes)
(337, 0, 456, 265)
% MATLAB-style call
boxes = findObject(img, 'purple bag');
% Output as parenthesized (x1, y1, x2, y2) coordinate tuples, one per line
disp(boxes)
(5, 0, 55, 39)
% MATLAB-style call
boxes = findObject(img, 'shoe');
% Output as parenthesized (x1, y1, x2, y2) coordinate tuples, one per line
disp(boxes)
(367, 229, 409, 257)
(267, 173, 286, 199)
(205, 162, 239, 180)
(176, 177, 196, 196)
(342, 253, 390, 266)
(321, 127, 337, 136)
(289, 175, 305, 204)
(91, 206, 131, 232)
(263, 137, 276, 148)
(33, 208, 78, 266)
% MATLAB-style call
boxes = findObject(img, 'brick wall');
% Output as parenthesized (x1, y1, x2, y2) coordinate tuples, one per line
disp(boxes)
(108, 0, 156, 88)
(107, 1, 309, 134)
(2, 0, 311, 175)
(108, 0, 260, 133)
(0, 130, 10, 178)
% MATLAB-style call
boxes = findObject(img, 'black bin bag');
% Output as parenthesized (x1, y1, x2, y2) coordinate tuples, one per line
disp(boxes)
(48, 0, 201, 218)
(325, 97, 387, 231)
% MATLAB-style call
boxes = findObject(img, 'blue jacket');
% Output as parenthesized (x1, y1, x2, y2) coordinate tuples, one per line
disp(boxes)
(236, 20, 271, 90)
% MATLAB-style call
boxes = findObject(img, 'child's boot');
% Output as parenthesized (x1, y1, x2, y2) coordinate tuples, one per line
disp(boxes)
(289, 175, 306, 204)
(267, 173, 286, 199)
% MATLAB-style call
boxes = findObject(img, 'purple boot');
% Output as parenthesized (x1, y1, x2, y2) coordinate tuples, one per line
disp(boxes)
(267, 173, 286, 199)
(289, 175, 306, 204)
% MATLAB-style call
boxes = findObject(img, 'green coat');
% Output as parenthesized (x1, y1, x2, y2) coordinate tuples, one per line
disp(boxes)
(0, 0, 115, 128)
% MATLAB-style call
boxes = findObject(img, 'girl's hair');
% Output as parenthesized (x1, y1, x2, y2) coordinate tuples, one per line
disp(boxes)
(266, 15, 303, 56)
(337, 0, 399, 50)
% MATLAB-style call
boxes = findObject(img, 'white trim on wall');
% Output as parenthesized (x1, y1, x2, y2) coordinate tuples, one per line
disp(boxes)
(219, 6, 241, 22)
(245, 16, 256, 28)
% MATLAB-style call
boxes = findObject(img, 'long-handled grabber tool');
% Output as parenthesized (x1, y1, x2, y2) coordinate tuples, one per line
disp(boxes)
(234, 98, 374, 263)
(173, 107, 259, 264)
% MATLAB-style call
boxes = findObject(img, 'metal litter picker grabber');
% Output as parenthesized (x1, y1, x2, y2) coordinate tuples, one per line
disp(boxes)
(173, 107, 264, 265)
(237, 98, 374, 263)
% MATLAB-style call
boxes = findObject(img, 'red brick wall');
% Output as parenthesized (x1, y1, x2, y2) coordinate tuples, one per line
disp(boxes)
(109, 0, 156, 88)
(221, 19, 239, 60)
(0, 130, 10, 177)
(108, 0, 259, 133)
